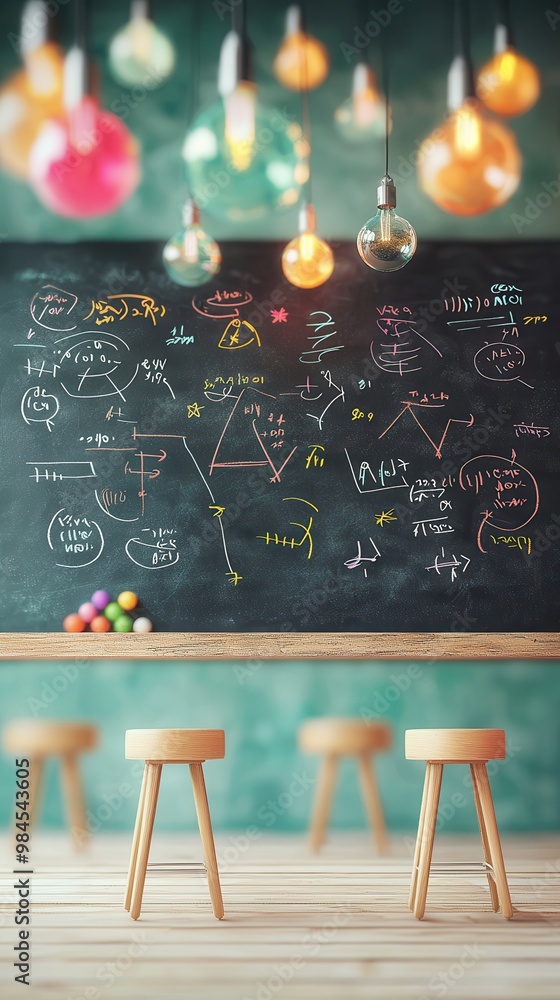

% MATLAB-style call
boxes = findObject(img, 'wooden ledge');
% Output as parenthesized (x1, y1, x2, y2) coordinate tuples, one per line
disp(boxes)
(0, 632, 558, 660)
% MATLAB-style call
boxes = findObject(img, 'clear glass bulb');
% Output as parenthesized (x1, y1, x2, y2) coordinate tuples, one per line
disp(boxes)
(334, 64, 389, 143)
(477, 47, 540, 117)
(163, 201, 221, 287)
(108, 4, 175, 88)
(183, 100, 302, 222)
(417, 99, 521, 216)
(357, 208, 417, 272)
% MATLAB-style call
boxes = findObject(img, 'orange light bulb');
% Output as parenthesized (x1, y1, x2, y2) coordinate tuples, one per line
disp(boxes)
(417, 99, 521, 216)
(273, 6, 328, 90)
(282, 204, 334, 288)
(0, 41, 64, 179)
(477, 47, 540, 117)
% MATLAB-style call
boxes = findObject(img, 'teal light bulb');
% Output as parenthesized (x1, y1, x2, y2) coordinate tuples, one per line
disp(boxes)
(182, 92, 305, 222)
(108, 2, 175, 88)
(163, 200, 221, 287)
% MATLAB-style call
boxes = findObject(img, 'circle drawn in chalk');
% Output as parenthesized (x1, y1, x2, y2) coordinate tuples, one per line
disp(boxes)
(54, 331, 139, 399)
(474, 342, 533, 388)
(21, 387, 60, 431)
(125, 537, 179, 570)
(47, 508, 105, 568)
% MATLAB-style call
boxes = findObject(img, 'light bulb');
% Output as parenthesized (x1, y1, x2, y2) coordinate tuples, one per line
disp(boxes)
(357, 176, 416, 272)
(0, 30, 64, 179)
(273, 5, 329, 90)
(224, 80, 257, 172)
(282, 203, 334, 288)
(417, 98, 521, 216)
(477, 47, 540, 117)
(163, 199, 221, 287)
(108, 0, 175, 88)
(334, 63, 389, 143)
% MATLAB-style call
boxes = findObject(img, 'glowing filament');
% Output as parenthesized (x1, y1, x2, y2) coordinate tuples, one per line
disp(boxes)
(224, 81, 256, 171)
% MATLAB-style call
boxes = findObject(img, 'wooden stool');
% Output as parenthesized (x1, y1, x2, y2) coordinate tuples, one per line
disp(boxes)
(124, 729, 225, 921)
(299, 718, 391, 853)
(406, 729, 513, 920)
(2, 720, 98, 850)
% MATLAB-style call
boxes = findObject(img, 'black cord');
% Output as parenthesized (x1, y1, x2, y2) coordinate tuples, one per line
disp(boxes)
(496, 0, 514, 44)
(188, 0, 200, 126)
(299, 1, 312, 205)
(74, 0, 87, 50)
(381, 39, 389, 177)
(454, 0, 475, 98)
(232, 0, 246, 35)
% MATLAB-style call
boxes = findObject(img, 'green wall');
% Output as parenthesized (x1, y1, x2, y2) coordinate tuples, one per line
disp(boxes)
(0, 0, 558, 242)
(1, 660, 558, 834)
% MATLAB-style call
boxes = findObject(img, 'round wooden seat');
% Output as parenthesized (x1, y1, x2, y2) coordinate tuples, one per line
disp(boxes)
(299, 718, 392, 756)
(125, 729, 225, 762)
(3, 720, 98, 757)
(405, 729, 506, 762)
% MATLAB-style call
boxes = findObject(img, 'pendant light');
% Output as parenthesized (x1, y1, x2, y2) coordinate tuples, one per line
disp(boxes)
(356, 49, 416, 272)
(282, 15, 333, 289)
(0, 1, 64, 180)
(273, 5, 329, 91)
(417, 0, 521, 216)
(108, 0, 175, 88)
(183, 1, 302, 221)
(29, 0, 140, 218)
(163, 4, 220, 288)
(334, 62, 389, 143)
(477, 0, 540, 117)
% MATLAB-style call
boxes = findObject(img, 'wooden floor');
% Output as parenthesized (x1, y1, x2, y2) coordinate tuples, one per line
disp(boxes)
(1, 832, 559, 999)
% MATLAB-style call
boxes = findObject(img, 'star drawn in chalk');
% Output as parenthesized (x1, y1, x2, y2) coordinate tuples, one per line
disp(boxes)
(187, 402, 205, 418)
(374, 508, 398, 527)
(270, 307, 288, 324)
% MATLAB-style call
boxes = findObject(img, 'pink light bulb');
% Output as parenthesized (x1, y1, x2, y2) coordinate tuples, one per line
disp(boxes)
(29, 96, 140, 218)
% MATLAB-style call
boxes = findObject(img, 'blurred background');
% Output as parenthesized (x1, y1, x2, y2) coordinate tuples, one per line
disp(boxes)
(0, 0, 557, 243)
(1, 660, 559, 837)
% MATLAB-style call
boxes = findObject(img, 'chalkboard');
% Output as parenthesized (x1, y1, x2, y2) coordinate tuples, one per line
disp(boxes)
(1, 239, 559, 642)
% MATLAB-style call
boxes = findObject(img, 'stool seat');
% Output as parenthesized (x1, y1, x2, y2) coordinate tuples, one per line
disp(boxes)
(3, 720, 97, 757)
(405, 729, 506, 762)
(299, 718, 391, 756)
(125, 729, 225, 762)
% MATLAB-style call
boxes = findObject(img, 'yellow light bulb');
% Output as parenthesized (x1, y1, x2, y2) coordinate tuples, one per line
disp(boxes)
(273, 7, 328, 91)
(282, 206, 334, 289)
(477, 47, 540, 117)
(0, 41, 64, 179)
(334, 64, 388, 142)
(224, 80, 256, 171)
(417, 99, 521, 216)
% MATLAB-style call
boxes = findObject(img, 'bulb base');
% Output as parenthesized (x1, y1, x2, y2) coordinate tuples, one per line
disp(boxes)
(377, 175, 396, 210)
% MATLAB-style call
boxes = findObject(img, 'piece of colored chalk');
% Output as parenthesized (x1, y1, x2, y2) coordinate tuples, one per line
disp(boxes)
(117, 590, 138, 611)
(78, 602, 97, 623)
(113, 614, 133, 632)
(132, 616, 153, 633)
(91, 590, 111, 610)
(90, 615, 111, 633)
(63, 613, 86, 633)
(104, 601, 122, 622)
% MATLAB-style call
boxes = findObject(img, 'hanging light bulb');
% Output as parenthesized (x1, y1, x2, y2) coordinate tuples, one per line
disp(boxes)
(357, 175, 417, 272)
(476, 6, 540, 117)
(417, 1, 521, 216)
(282, 203, 334, 288)
(183, 27, 302, 221)
(163, 198, 221, 287)
(273, 5, 329, 91)
(108, 0, 175, 88)
(0, 1, 64, 180)
(334, 62, 389, 143)
(29, 43, 140, 218)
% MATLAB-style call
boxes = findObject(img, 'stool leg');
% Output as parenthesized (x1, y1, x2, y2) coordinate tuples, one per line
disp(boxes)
(28, 757, 44, 827)
(408, 764, 431, 911)
(59, 753, 88, 851)
(470, 764, 499, 912)
(189, 763, 224, 920)
(130, 762, 162, 921)
(124, 763, 149, 912)
(471, 763, 513, 920)
(309, 753, 338, 853)
(414, 762, 443, 920)
(357, 753, 388, 854)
